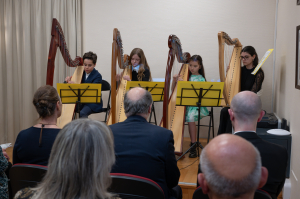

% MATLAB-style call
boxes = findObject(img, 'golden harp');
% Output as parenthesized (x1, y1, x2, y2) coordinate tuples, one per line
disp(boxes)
(160, 35, 190, 155)
(46, 18, 83, 128)
(106, 29, 130, 125)
(218, 31, 242, 106)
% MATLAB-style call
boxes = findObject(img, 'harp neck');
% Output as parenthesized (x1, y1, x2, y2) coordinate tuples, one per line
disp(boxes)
(46, 18, 83, 86)
(163, 35, 190, 128)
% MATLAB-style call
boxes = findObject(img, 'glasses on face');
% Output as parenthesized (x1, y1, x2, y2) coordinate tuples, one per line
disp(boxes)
(240, 56, 250, 60)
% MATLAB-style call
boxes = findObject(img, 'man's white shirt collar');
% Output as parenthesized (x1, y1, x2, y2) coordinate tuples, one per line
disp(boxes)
(132, 65, 140, 72)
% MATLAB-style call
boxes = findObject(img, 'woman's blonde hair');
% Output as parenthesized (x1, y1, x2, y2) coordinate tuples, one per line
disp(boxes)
(32, 119, 115, 199)
(129, 48, 152, 81)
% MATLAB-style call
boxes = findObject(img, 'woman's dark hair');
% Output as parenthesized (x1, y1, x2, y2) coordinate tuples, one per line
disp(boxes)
(189, 55, 206, 80)
(83, 51, 97, 64)
(33, 85, 60, 119)
(241, 46, 259, 67)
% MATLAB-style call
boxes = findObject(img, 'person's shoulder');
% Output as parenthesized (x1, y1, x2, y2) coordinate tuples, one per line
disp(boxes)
(14, 188, 36, 199)
(17, 127, 36, 137)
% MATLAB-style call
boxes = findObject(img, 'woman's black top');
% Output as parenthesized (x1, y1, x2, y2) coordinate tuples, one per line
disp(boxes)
(132, 68, 150, 81)
(241, 67, 264, 93)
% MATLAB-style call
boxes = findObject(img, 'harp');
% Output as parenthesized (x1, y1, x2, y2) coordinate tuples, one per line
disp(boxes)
(160, 35, 190, 154)
(106, 29, 130, 125)
(46, 18, 83, 128)
(218, 31, 242, 106)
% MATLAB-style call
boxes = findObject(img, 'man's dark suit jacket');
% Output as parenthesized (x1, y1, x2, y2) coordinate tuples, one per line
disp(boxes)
(235, 131, 288, 199)
(81, 68, 102, 112)
(110, 115, 180, 199)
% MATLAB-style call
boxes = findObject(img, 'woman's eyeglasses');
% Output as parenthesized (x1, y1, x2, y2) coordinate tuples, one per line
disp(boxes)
(240, 56, 250, 60)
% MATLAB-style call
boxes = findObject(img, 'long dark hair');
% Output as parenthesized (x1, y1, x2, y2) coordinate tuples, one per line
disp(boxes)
(189, 55, 206, 80)
(241, 46, 259, 67)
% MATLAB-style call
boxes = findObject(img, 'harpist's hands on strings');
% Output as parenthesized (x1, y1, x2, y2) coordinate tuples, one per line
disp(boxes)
(123, 75, 131, 81)
(173, 74, 183, 82)
(64, 76, 74, 83)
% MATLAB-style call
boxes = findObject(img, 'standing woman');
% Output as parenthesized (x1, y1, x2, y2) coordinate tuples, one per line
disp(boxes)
(218, 46, 264, 134)
(13, 85, 62, 165)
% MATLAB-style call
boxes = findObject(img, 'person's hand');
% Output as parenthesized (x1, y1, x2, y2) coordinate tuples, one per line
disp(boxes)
(2, 148, 9, 161)
(64, 76, 74, 83)
(116, 74, 121, 81)
(123, 75, 131, 81)
(173, 74, 183, 82)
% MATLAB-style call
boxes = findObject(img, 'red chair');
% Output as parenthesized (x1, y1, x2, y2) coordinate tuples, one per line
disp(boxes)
(9, 163, 47, 197)
(192, 186, 272, 199)
(109, 173, 165, 199)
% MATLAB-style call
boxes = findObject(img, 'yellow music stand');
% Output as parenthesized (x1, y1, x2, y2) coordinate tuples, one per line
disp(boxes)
(175, 81, 224, 160)
(126, 81, 165, 102)
(57, 83, 102, 117)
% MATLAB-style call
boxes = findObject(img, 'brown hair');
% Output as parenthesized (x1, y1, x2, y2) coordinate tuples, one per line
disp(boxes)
(83, 51, 97, 64)
(129, 48, 152, 81)
(33, 85, 60, 119)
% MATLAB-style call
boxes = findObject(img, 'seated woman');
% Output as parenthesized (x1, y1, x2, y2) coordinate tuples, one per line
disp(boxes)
(218, 46, 264, 134)
(13, 85, 61, 166)
(0, 146, 9, 199)
(14, 119, 118, 199)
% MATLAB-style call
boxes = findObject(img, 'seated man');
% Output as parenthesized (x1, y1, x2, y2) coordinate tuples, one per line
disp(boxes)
(229, 91, 288, 199)
(110, 87, 181, 199)
(198, 134, 268, 199)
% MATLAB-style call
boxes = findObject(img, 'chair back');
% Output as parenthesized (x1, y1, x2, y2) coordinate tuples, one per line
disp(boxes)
(192, 186, 209, 199)
(109, 173, 165, 199)
(9, 163, 47, 197)
(102, 79, 111, 91)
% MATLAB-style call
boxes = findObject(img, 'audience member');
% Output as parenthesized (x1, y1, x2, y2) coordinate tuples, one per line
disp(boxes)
(198, 134, 268, 199)
(110, 87, 181, 199)
(0, 146, 9, 199)
(14, 119, 118, 199)
(229, 91, 288, 199)
(13, 85, 61, 166)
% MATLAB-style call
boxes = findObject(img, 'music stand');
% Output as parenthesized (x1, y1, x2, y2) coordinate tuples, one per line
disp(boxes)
(57, 83, 102, 118)
(175, 81, 224, 161)
(127, 81, 164, 125)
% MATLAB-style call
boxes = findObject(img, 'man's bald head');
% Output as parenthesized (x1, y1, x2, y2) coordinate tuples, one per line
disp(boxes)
(230, 91, 262, 122)
(124, 87, 153, 117)
(200, 134, 262, 198)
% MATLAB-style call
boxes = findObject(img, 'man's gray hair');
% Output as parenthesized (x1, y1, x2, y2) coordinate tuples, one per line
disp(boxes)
(124, 88, 153, 116)
(200, 146, 262, 198)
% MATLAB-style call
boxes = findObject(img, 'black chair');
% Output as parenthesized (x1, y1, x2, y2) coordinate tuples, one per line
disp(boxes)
(98, 79, 111, 122)
(192, 186, 272, 199)
(109, 173, 165, 199)
(9, 163, 47, 197)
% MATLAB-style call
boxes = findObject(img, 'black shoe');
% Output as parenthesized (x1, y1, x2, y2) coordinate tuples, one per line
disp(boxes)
(189, 143, 198, 158)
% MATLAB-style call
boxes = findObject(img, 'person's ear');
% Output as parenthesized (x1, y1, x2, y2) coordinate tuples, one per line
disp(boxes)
(252, 54, 256, 61)
(228, 109, 234, 122)
(257, 110, 265, 122)
(198, 173, 209, 194)
(56, 101, 60, 110)
(148, 104, 152, 114)
(258, 167, 268, 188)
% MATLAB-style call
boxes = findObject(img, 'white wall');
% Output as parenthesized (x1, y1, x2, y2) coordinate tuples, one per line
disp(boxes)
(84, 0, 276, 137)
(275, 1, 300, 198)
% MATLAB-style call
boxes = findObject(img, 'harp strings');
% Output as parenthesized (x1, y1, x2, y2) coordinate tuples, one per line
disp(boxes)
(224, 43, 234, 77)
